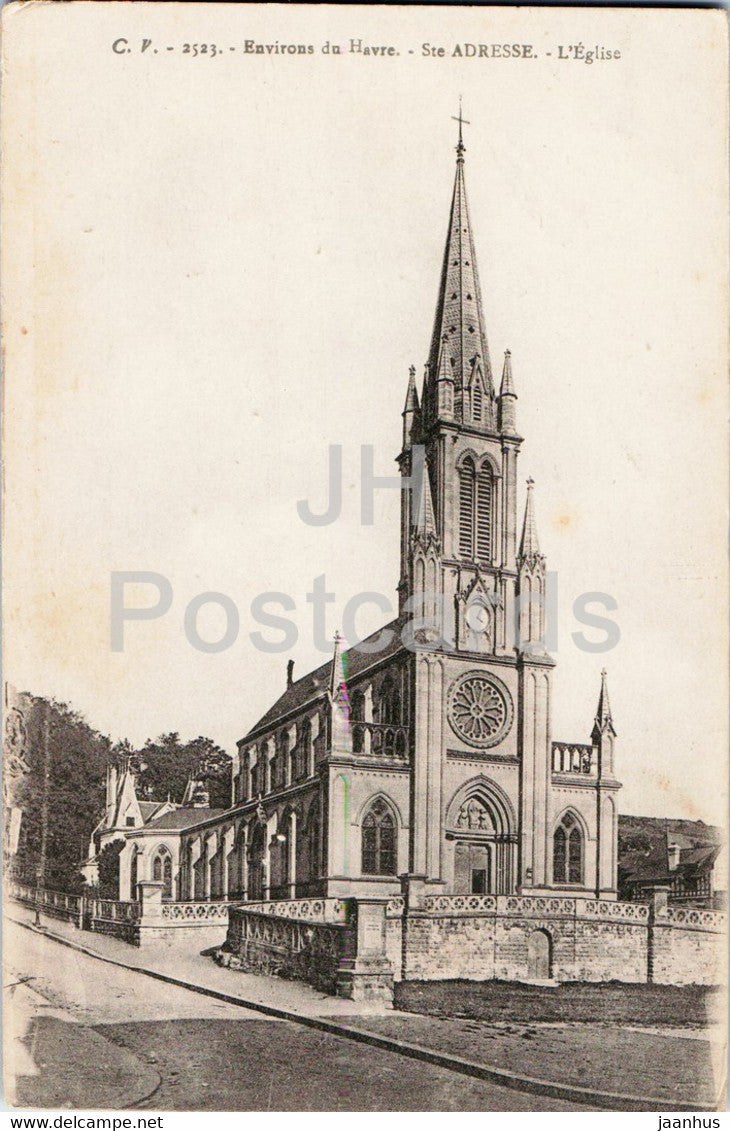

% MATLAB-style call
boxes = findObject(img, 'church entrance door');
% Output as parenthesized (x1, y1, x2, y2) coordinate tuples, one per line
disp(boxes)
(454, 842, 491, 895)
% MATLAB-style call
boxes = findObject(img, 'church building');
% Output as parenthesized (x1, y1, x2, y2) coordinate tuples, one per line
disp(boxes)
(162, 129, 622, 908)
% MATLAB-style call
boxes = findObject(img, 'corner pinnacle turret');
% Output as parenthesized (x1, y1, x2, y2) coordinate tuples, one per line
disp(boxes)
(592, 669, 616, 738)
(518, 478, 542, 563)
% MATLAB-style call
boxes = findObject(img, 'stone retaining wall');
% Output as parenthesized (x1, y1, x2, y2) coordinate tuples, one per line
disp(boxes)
(398, 886, 724, 986)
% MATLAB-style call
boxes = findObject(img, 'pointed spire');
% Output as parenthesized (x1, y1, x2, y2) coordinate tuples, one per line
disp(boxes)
(594, 669, 614, 732)
(500, 349, 516, 397)
(329, 631, 346, 696)
(404, 365, 419, 413)
(499, 349, 518, 435)
(329, 632, 352, 752)
(402, 365, 420, 450)
(518, 478, 541, 561)
(425, 131, 493, 418)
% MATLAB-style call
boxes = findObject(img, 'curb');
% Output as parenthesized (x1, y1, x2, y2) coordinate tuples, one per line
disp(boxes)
(11, 916, 717, 1113)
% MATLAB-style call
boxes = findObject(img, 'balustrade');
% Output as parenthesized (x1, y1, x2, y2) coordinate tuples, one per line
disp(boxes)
(551, 742, 594, 774)
(351, 721, 409, 760)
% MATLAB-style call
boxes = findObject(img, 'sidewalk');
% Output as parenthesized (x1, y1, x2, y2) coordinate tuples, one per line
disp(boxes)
(7, 904, 724, 1111)
(8, 902, 387, 1017)
(4, 979, 160, 1109)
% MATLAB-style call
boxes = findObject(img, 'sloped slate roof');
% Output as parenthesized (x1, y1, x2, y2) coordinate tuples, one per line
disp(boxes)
(138, 800, 168, 821)
(678, 845, 720, 873)
(240, 617, 406, 743)
(143, 807, 225, 831)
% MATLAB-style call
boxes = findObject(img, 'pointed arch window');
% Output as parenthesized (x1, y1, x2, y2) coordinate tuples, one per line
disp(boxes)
(129, 845, 139, 901)
(152, 845, 174, 900)
(553, 814, 583, 885)
(361, 799, 397, 876)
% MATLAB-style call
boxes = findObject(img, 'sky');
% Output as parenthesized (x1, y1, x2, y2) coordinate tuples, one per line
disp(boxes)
(3, 4, 728, 824)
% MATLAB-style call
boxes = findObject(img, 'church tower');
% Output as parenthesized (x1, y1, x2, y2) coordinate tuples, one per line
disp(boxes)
(399, 126, 523, 658)
(399, 123, 556, 895)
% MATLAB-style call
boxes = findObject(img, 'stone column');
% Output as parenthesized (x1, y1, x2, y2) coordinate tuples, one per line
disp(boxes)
(222, 825, 235, 901)
(205, 834, 216, 900)
(288, 810, 297, 899)
(412, 657, 430, 875)
(646, 883, 672, 984)
(309, 714, 319, 777)
(238, 823, 249, 900)
(263, 821, 272, 899)
(363, 686, 373, 753)
(242, 750, 251, 803)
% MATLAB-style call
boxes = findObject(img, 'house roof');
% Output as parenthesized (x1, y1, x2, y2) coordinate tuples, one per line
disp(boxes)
(239, 617, 407, 743)
(618, 815, 723, 887)
(142, 807, 225, 831)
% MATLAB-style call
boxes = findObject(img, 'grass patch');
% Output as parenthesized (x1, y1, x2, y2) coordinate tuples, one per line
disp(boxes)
(394, 979, 722, 1027)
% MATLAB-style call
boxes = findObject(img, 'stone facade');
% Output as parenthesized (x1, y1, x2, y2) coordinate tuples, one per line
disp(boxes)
(80, 131, 725, 995)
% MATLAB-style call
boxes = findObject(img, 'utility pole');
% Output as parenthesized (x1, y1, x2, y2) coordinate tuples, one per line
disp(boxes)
(34, 707, 51, 926)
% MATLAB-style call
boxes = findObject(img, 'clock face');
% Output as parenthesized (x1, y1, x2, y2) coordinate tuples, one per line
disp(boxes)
(448, 671, 513, 748)
(466, 601, 491, 634)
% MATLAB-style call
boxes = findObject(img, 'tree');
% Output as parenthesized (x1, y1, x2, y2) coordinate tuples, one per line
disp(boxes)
(7, 694, 112, 892)
(5, 692, 233, 893)
(133, 733, 231, 808)
(97, 838, 125, 899)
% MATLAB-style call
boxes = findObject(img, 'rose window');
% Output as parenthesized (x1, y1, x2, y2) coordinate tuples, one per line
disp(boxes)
(448, 672, 512, 748)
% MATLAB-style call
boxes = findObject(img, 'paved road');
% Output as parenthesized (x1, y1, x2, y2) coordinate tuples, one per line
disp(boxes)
(5, 920, 589, 1111)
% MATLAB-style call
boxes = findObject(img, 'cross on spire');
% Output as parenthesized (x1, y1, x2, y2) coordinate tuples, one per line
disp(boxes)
(452, 99, 470, 157)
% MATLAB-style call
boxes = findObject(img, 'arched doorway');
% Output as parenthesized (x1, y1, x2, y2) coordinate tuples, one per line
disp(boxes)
(446, 779, 517, 895)
(527, 929, 552, 979)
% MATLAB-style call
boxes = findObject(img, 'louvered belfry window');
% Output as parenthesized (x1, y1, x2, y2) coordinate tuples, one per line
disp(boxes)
(459, 459, 493, 563)
(476, 469, 493, 561)
(459, 459, 476, 556)
(473, 381, 482, 422)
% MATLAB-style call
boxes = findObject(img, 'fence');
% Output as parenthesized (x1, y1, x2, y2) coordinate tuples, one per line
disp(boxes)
(8, 880, 84, 926)
(7, 881, 233, 946)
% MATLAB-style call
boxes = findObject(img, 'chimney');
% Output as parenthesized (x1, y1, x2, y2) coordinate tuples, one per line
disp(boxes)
(668, 843, 681, 871)
(287, 659, 294, 688)
(191, 782, 210, 808)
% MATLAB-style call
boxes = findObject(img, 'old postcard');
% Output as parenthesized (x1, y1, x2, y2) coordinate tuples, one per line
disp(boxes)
(2, 1, 728, 1117)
